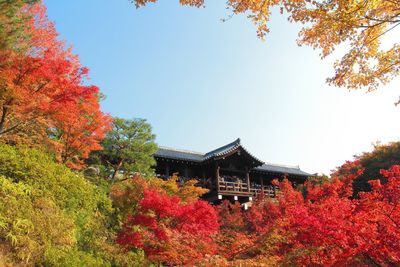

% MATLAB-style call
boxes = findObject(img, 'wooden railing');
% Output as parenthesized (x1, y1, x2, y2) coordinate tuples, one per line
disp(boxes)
(218, 180, 276, 197)
(250, 186, 276, 197)
(218, 181, 249, 193)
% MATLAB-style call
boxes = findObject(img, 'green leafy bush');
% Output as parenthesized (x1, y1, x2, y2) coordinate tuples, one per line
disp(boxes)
(0, 144, 144, 266)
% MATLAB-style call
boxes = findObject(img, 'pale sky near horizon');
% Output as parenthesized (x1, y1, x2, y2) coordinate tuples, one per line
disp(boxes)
(44, 0, 400, 175)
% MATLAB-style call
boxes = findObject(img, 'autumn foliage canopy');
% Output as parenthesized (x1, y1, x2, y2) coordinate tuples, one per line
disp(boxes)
(0, 2, 110, 168)
(132, 0, 400, 94)
(1, 1, 400, 266)
(115, 163, 400, 266)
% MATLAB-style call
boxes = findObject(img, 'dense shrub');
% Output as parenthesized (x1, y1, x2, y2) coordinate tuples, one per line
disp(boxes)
(0, 144, 144, 266)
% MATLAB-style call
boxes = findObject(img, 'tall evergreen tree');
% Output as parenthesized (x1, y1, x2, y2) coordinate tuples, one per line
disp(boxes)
(90, 117, 158, 179)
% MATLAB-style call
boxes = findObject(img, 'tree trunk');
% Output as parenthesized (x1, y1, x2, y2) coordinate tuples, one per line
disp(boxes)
(0, 98, 12, 135)
(111, 159, 124, 180)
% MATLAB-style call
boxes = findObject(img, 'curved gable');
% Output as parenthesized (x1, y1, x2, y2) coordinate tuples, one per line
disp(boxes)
(204, 138, 264, 167)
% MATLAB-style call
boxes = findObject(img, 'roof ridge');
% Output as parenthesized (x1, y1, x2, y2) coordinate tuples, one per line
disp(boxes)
(158, 146, 204, 155)
(264, 162, 300, 169)
(204, 138, 241, 157)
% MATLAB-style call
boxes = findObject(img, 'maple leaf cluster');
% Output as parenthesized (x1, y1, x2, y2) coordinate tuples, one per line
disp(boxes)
(132, 0, 400, 94)
(0, 1, 111, 169)
(211, 162, 400, 266)
(115, 176, 218, 266)
(116, 164, 400, 266)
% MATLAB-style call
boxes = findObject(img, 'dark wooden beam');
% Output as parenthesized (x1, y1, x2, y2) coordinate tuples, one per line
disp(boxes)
(165, 164, 170, 177)
(215, 163, 220, 191)
(246, 168, 250, 193)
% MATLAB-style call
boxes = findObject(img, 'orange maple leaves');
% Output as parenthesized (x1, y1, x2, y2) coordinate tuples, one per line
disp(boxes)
(0, 2, 110, 168)
(132, 0, 400, 93)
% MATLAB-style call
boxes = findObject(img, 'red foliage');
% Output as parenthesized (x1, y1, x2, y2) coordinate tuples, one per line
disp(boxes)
(50, 96, 111, 169)
(215, 201, 253, 260)
(118, 167, 399, 266)
(0, 2, 110, 168)
(356, 165, 400, 265)
(117, 189, 219, 265)
(214, 163, 400, 266)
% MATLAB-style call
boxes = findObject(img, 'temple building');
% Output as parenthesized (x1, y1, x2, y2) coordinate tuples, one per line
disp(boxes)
(154, 138, 312, 203)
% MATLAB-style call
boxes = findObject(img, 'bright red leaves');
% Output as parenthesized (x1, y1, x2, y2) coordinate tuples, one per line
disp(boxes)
(117, 166, 400, 266)
(117, 188, 219, 265)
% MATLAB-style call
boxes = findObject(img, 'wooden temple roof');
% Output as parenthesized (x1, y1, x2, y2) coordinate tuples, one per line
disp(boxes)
(253, 163, 311, 176)
(154, 138, 312, 177)
(155, 147, 204, 162)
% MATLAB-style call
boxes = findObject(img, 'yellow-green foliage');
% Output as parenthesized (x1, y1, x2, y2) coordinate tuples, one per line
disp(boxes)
(148, 174, 209, 203)
(0, 176, 76, 264)
(0, 145, 144, 266)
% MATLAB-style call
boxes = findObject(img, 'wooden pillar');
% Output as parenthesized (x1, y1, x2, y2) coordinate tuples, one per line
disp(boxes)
(260, 177, 264, 195)
(165, 164, 170, 178)
(201, 169, 206, 187)
(246, 170, 250, 192)
(184, 165, 189, 178)
(215, 163, 220, 192)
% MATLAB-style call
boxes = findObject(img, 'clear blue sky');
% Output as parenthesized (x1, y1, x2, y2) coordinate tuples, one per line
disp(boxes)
(44, 0, 400, 174)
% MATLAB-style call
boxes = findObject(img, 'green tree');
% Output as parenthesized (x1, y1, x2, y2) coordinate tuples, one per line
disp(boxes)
(91, 117, 158, 180)
(333, 141, 400, 196)
(0, 0, 38, 50)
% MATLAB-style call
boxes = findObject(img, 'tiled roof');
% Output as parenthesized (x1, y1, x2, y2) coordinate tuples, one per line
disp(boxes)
(155, 146, 204, 162)
(204, 138, 241, 159)
(253, 163, 311, 176)
(154, 139, 312, 177)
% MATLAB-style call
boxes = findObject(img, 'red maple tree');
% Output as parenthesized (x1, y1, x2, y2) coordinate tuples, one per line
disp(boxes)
(0, 2, 110, 168)
(117, 188, 219, 265)
(213, 161, 400, 266)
